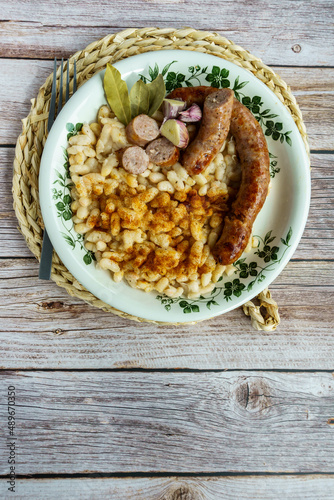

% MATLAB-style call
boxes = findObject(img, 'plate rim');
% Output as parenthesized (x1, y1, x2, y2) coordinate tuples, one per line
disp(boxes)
(39, 49, 311, 323)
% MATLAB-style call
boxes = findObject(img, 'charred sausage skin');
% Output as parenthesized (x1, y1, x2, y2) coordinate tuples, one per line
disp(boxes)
(168, 86, 270, 265)
(215, 98, 270, 264)
(181, 89, 234, 175)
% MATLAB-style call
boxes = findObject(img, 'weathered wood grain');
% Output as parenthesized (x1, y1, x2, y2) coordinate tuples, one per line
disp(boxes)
(0, 371, 334, 474)
(1, 59, 334, 148)
(0, 0, 333, 488)
(1, 476, 334, 499)
(0, 147, 35, 258)
(0, 256, 333, 369)
(2, 149, 333, 259)
(1, 0, 333, 65)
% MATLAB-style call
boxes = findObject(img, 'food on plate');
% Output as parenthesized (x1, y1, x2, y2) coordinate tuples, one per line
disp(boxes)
(160, 119, 189, 148)
(68, 71, 270, 298)
(125, 114, 160, 147)
(181, 88, 234, 175)
(162, 98, 186, 119)
(214, 98, 270, 265)
(121, 145, 150, 174)
(168, 85, 216, 107)
(168, 86, 270, 265)
(103, 64, 166, 126)
(145, 137, 180, 167)
(178, 103, 202, 123)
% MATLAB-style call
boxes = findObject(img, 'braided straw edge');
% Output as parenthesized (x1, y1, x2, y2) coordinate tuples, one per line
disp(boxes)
(12, 27, 310, 328)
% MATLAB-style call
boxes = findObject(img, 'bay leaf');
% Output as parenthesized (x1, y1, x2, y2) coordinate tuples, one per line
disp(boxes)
(103, 63, 131, 125)
(146, 74, 166, 116)
(129, 79, 150, 118)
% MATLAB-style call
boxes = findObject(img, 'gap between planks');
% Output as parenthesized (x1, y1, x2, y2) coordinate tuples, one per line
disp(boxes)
(1, 2, 333, 66)
(2, 152, 334, 259)
(0, 60, 333, 148)
(0, 371, 334, 474)
(1, 475, 334, 500)
(2, 471, 334, 478)
(1, 368, 334, 373)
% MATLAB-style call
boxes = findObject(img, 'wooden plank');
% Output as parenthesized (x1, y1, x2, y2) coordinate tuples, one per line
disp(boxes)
(0, 256, 333, 369)
(0, 231, 333, 369)
(1, 59, 333, 148)
(294, 152, 334, 259)
(1, 476, 334, 499)
(2, 149, 333, 259)
(0, 371, 334, 474)
(1, 0, 333, 65)
(0, 147, 35, 258)
(0, 59, 53, 146)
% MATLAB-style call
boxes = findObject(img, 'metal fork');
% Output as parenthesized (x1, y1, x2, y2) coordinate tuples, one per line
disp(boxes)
(39, 58, 77, 280)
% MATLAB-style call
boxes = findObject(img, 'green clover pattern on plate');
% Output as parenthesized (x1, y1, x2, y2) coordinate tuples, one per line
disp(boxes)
(156, 227, 293, 313)
(53, 123, 95, 266)
(140, 61, 292, 152)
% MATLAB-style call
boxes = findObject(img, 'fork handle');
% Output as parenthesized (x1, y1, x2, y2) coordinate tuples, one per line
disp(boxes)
(39, 230, 53, 280)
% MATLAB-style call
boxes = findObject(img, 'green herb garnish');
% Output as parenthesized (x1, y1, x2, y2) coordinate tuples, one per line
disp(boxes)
(146, 74, 166, 116)
(129, 78, 150, 119)
(104, 64, 131, 126)
(103, 64, 166, 125)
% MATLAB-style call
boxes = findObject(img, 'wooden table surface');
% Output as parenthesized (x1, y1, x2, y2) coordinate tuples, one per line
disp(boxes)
(1, 1, 334, 498)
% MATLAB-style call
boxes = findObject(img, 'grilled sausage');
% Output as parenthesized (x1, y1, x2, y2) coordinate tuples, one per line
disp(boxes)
(168, 86, 270, 265)
(181, 88, 234, 175)
(168, 86, 217, 107)
(125, 114, 160, 147)
(214, 98, 270, 264)
(145, 137, 180, 167)
(121, 146, 150, 174)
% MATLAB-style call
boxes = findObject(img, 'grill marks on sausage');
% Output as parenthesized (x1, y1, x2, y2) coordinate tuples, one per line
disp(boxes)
(169, 86, 270, 265)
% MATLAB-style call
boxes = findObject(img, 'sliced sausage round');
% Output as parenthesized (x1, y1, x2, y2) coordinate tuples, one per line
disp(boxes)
(125, 114, 160, 147)
(145, 137, 180, 167)
(121, 146, 150, 174)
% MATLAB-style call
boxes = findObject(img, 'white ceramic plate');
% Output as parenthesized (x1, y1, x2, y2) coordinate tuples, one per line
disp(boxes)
(39, 49, 310, 322)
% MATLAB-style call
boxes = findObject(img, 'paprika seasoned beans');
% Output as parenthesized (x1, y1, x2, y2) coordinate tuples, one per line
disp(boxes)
(68, 107, 257, 299)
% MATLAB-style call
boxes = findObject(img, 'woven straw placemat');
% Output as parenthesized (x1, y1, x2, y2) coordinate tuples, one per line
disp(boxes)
(12, 27, 309, 329)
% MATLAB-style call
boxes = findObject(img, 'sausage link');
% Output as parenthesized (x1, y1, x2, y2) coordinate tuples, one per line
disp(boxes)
(168, 86, 216, 106)
(125, 114, 160, 147)
(181, 89, 234, 175)
(214, 98, 270, 264)
(168, 86, 270, 265)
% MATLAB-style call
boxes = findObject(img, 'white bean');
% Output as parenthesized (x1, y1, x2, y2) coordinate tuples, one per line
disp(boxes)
(149, 172, 166, 184)
(74, 223, 91, 234)
(157, 180, 175, 194)
(76, 206, 89, 220)
(68, 134, 91, 146)
(201, 272, 212, 288)
(99, 258, 120, 273)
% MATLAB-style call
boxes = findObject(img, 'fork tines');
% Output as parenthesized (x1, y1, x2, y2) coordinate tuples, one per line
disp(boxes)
(39, 57, 77, 281)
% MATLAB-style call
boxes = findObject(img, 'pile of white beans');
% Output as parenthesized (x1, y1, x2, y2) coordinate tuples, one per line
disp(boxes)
(68, 106, 257, 299)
